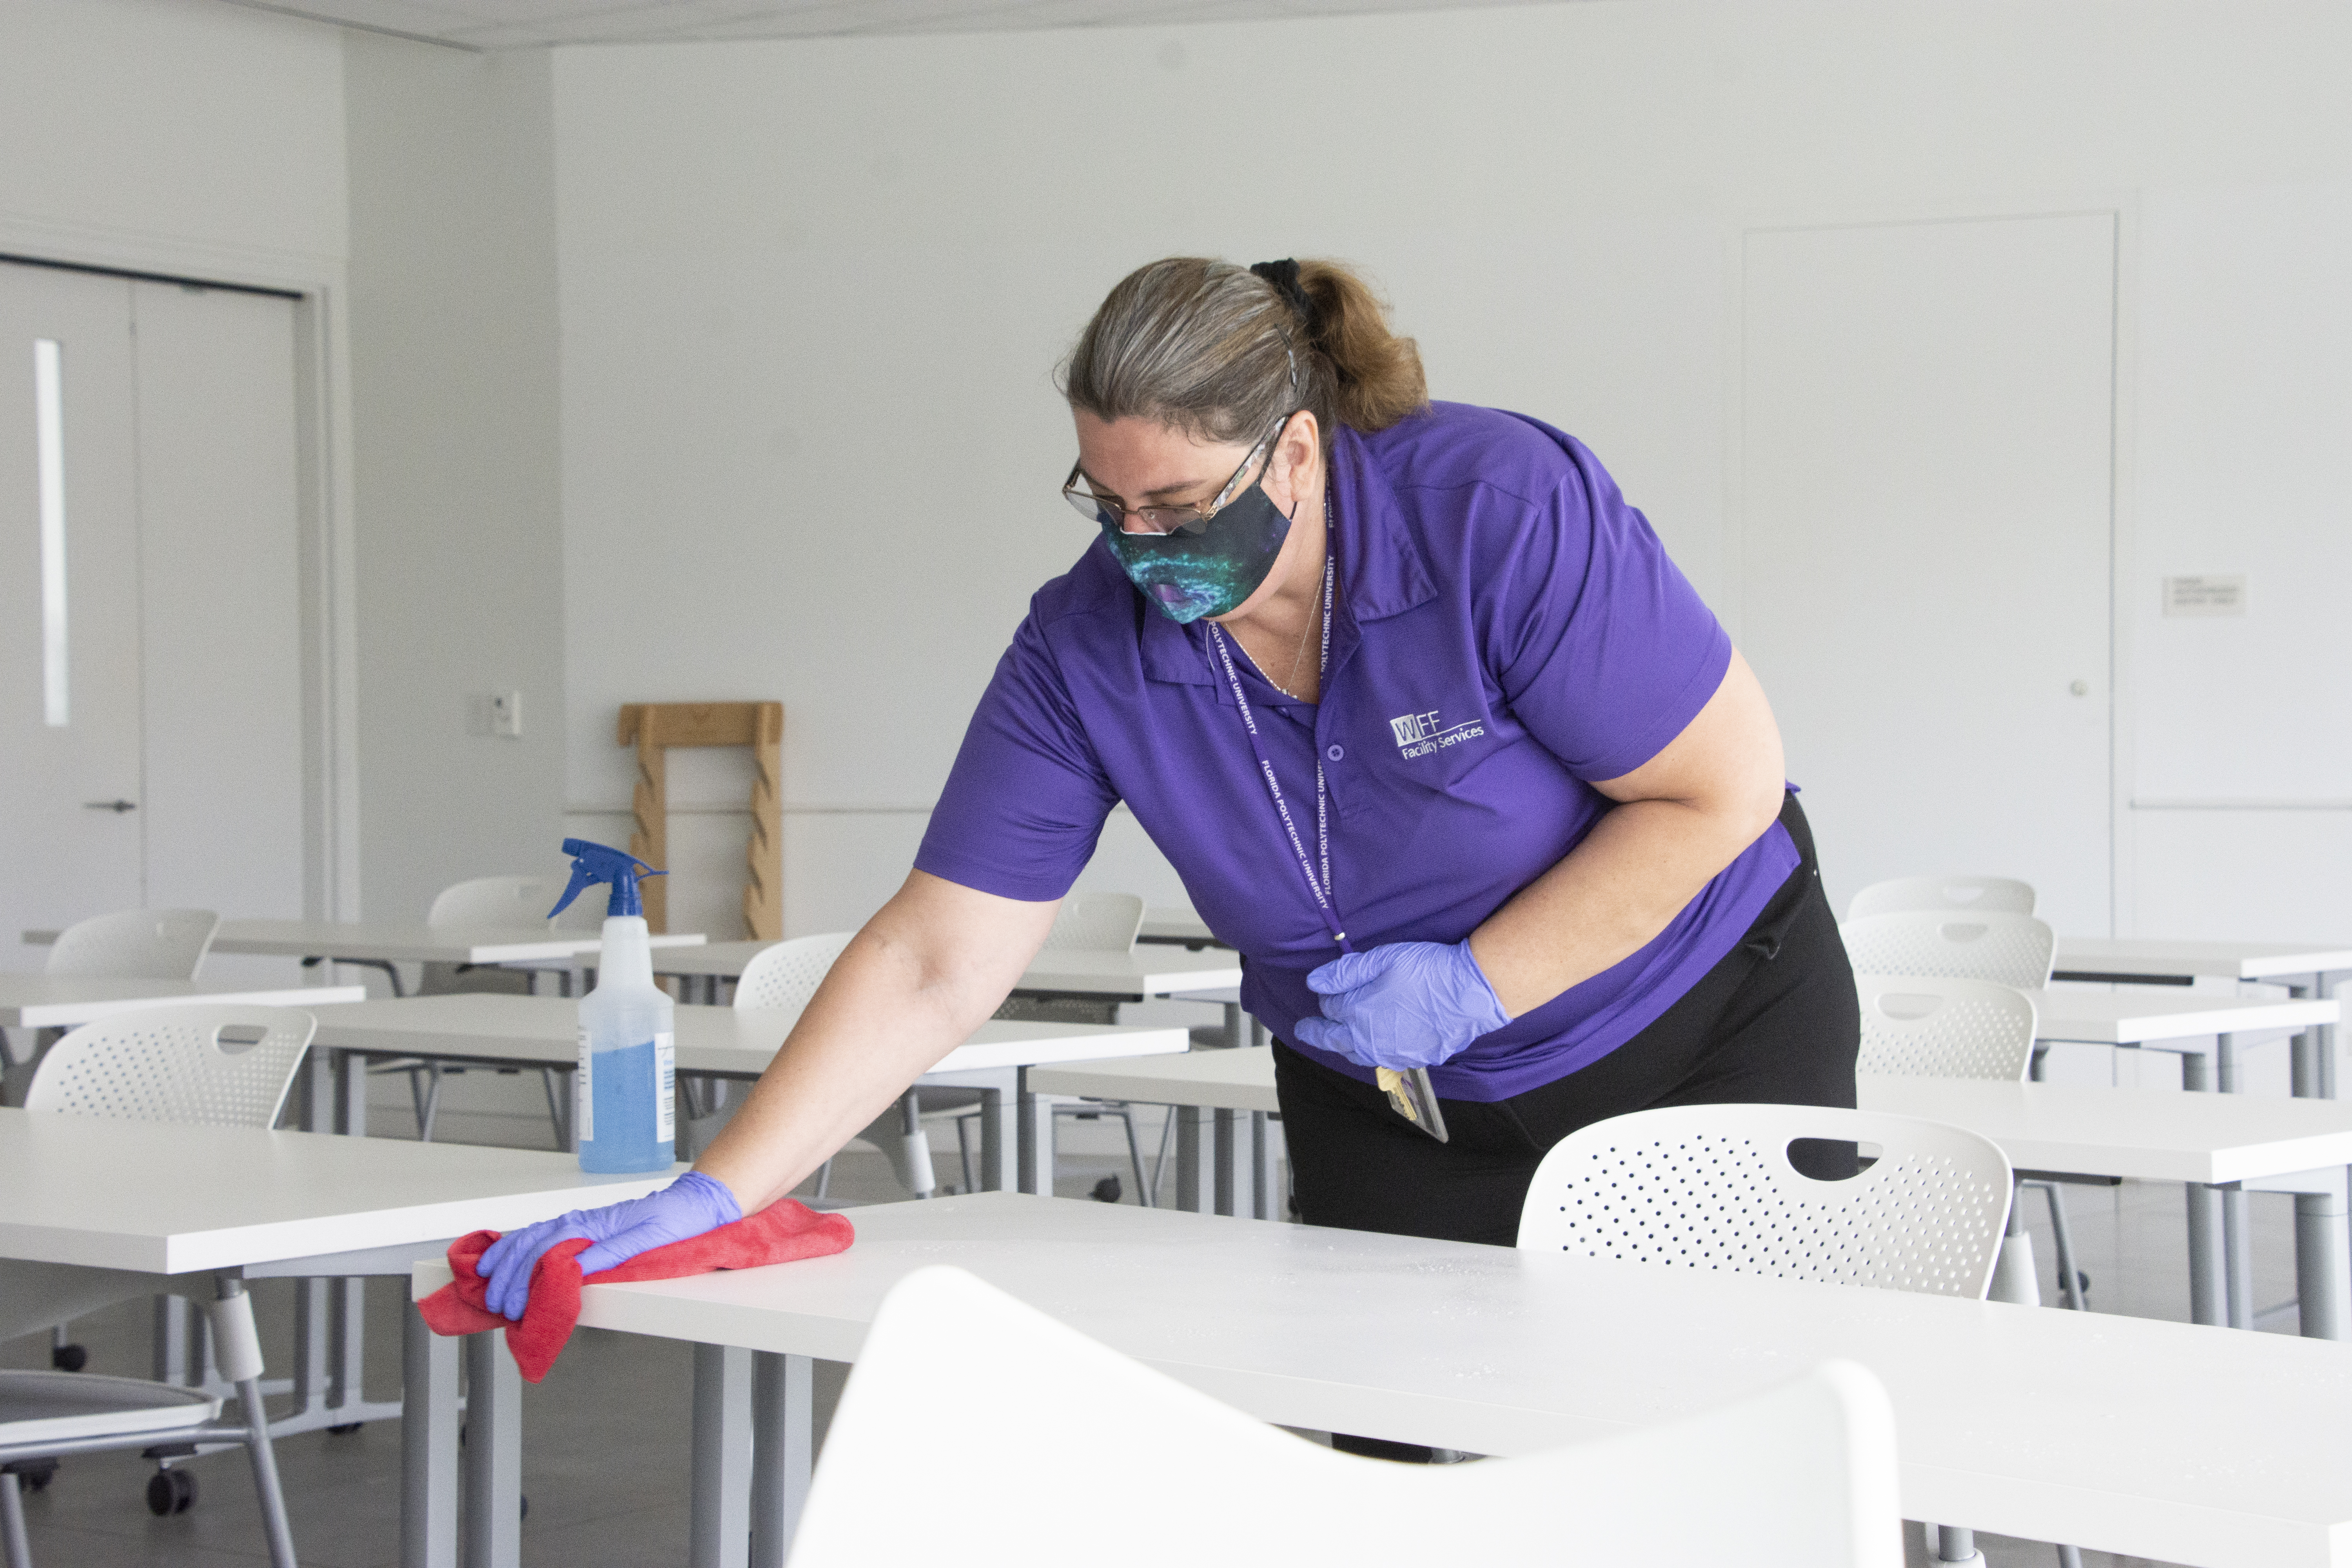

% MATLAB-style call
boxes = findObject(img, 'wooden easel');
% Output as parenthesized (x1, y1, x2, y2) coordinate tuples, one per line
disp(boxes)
(616, 702, 782, 938)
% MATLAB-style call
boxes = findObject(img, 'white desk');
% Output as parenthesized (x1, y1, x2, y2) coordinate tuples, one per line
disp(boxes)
(309, 993, 1188, 1193)
(0, 1107, 667, 1568)
(1030, 1047, 2352, 1334)
(0, 975, 365, 1029)
(416, 1191, 2352, 1568)
(2054, 939, 2352, 1098)
(1137, 907, 1223, 948)
(25, 918, 710, 1000)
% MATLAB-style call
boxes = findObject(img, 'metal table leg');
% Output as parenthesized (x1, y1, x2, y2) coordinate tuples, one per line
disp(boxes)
(747, 1352, 812, 1568)
(1014, 1069, 1054, 1195)
(2223, 1184, 2254, 1328)
(1251, 1112, 1276, 1220)
(2295, 1177, 2350, 1340)
(461, 1331, 523, 1568)
(1171, 1105, 1212, 1213)
(689, 1344, 751, 1568)
(2188, 1183, 2225, 1326)
(1221, 1001, 1244, 1051)
(401, 1301, 460, 1568)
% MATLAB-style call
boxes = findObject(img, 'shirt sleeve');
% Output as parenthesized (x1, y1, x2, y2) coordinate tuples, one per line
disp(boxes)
(1488, 437, 1731, 782)
(914, 610, 1120, 902)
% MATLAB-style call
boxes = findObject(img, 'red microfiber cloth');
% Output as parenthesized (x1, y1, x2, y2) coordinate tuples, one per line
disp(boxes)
(418, 1200, 854, 1381)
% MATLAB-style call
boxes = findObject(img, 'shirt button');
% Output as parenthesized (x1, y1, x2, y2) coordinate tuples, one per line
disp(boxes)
(1326, 744, 1345, 762)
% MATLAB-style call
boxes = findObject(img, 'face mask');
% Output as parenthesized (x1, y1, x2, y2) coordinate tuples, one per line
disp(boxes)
(1099, 481, 1293, 625)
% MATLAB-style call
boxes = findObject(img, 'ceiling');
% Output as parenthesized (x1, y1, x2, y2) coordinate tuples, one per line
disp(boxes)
(211, 0, 1568, 50)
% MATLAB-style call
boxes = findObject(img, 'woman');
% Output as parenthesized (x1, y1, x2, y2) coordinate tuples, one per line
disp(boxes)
(482, 257, 1858, 1334)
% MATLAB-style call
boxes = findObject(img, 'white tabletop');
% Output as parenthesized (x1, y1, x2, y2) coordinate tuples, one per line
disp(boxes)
(0, 975, 366, 1028)
(417, 1191, 2352, 1567)
(2055, 938, 2352, 984)
(25, 918, 708, 965)
(654, 940, 1241, 999)
(0, 1106, 668, 1274)
(309, 993, 1189, 1078)
(1033, 1048, 2352, 1187)
(2029, 985, 2337, 1044)
(1138, 907, 1221, 945)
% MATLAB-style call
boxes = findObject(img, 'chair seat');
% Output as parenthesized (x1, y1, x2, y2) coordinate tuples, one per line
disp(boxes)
(0, 1370, 218, 1446)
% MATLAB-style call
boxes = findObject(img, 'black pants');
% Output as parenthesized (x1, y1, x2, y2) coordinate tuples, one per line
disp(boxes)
(1277, 792, 1859, 1251)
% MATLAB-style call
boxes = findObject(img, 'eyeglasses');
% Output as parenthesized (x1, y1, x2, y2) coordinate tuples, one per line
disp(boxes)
(1062, 411, 1298, 537)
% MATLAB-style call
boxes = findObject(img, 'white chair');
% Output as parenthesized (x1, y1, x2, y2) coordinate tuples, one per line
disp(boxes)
(1519, 1102, 2023, 1565)
(997, 893, 1155, 1203)
(380, 875, 597, 1142)
(44, 909, 219, 980)
(1839, 912, 2055, 991)
(790, 1265, 1902, 1568)
(1845, 876, 2035, 922)
(726, 933, 976, 1200)
(1040, 890, 1145, 952)
(1855, 976, 2087, 1314)
(3, 1004, 312, 1563)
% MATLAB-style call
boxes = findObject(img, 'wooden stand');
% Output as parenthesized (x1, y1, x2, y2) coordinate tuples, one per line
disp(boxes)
(616, 702, 783, 938)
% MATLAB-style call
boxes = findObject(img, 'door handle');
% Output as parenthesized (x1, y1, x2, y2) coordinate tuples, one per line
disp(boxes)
(82, 799, 137, 813)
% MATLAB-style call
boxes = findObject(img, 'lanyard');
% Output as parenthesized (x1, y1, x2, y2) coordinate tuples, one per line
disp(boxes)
(1206, 543, 1350, 956)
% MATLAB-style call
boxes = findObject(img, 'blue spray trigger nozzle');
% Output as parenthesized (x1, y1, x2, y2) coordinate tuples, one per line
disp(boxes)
(550, 837, 664, 920)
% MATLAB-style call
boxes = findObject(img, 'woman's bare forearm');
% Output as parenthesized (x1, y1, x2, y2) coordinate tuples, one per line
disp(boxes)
(1470, 652, 1787, 1016)
(692, 871, 1056, 1213)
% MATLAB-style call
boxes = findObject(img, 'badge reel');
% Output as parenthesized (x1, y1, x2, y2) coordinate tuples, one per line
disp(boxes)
(1376, 1066, 1450, 1143)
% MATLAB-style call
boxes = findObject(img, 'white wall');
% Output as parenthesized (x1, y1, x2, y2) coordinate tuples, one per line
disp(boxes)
(344, 38, 569, 920)
(550, 1, 2352, 940)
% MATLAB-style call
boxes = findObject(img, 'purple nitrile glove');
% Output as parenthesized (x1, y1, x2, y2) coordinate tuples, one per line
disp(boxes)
(1290, 939, 1512, 1071)
(478, 1170, 741, 1321)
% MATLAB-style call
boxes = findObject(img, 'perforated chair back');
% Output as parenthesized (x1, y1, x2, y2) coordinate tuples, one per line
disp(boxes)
(1845, 875, 2036, 922)
(1518, 1103, 2012, 1300)
(1854, 975, 2037, 1081)
(1041, 891, 1144, 953)
(1838, 911, 2054, 991)
(427, 875, 606, 930)
(791, 1266, 1903, 1568)
(25, 1005, 316, 1128)
(45, 909, 219, 980)
(734, 933, 856, 1011)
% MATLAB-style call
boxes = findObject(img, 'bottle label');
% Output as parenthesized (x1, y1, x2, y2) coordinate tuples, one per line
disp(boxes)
(575, 1025, 592, 1143)
(655, 1031, 675, 1145)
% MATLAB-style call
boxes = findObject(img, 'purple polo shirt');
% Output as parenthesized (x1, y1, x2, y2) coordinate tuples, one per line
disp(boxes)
(917, 402, 1798, 1101)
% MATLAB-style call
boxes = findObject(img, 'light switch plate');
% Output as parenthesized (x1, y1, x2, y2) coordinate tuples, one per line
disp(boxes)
(489, 690, 523, 737)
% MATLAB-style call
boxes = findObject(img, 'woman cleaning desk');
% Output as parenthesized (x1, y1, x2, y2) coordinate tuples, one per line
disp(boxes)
(480, 258, 1861, 1452)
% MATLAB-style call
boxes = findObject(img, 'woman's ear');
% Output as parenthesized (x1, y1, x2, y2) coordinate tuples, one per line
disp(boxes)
(1270, 409, 1322, 504)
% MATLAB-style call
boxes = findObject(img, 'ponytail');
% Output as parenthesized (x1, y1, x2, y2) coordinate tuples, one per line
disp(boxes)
(1296, 260, 1428, 435)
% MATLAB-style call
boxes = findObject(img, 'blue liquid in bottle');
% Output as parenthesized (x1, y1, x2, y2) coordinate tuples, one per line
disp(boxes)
(577, 1036, 675, 1173)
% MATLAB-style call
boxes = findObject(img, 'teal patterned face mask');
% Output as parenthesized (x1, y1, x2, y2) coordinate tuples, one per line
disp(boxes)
(1099, 482, 1294, 624)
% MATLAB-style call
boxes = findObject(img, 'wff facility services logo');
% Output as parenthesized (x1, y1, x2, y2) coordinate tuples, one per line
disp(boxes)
(1388, 708, 1486, 760)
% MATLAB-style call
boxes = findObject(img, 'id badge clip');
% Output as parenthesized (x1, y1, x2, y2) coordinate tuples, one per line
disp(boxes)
(1375, 1067, 1450, 1143)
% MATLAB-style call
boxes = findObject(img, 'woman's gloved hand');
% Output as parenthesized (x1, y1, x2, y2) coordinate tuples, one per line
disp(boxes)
(478, 1170, 742, 1321)
(1290, 939, 1511, 1071)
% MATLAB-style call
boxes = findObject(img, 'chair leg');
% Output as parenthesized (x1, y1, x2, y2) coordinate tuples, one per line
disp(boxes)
(1116, 1107, 1152, 1208)
(1150, 1105, 1176, 1206)
(539, 1068, 565, 1148)
(416, 1063, 446, 1143)
(1, 1472, 30, 1568)
(895, 1092, 937, 1198)
(955, 1114, 976, 1195)
(2057, 1543, 2083, 1568)
(2038, 1180, 2087, 1310)
(212, 1280, 297, 1568)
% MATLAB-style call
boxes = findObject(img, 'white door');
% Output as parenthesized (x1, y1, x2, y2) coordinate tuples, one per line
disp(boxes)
(1738, 214, 2116, 936)
(0, 260, 308, 977)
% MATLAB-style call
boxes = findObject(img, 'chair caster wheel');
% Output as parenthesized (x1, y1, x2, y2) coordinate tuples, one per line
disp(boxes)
(49, 1344, 88, 1372)
(327, 1422, 362, 1435)
(146, 1467, 196, 1515)
(1090, 1175, 1123, 1205)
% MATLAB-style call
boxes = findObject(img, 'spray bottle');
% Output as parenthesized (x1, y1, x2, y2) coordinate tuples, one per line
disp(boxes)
(549, 838, 674, 1173)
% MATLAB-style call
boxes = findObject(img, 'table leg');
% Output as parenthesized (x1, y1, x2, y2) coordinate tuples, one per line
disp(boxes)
(461, 1331, 523, 1568)
(748, 1352, 811, 1568)
(153, 1294, 193, 1384)
(2181, 1047, 2209, 1093)
(401, 1301, 460, 1568)
(2295, 1178, 2350, 1340)
(1014, 1069, 1054, 1196)
(1221, 1002, 1243, 1051)
(1213, 1110, 1252, 1216)
(2223, 1186, 2254, 1329)
(2318, 972, 2343, 1102)
(2214, 1033, 2237, 1094)
(1171, 1106, 1211, 1213)
(1251, 1112, 1276, 1220)
(1250, 1015, 1267, 1049)
(2291, 982, 2318, 1098)
(973, 1083, 1013, 1193)
(689, 1343, 751, 1568)
(2187, 1183, 2225, 1327)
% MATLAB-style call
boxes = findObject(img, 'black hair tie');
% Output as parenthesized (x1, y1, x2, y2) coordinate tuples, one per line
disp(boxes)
(1250, 258, 1315, 332)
